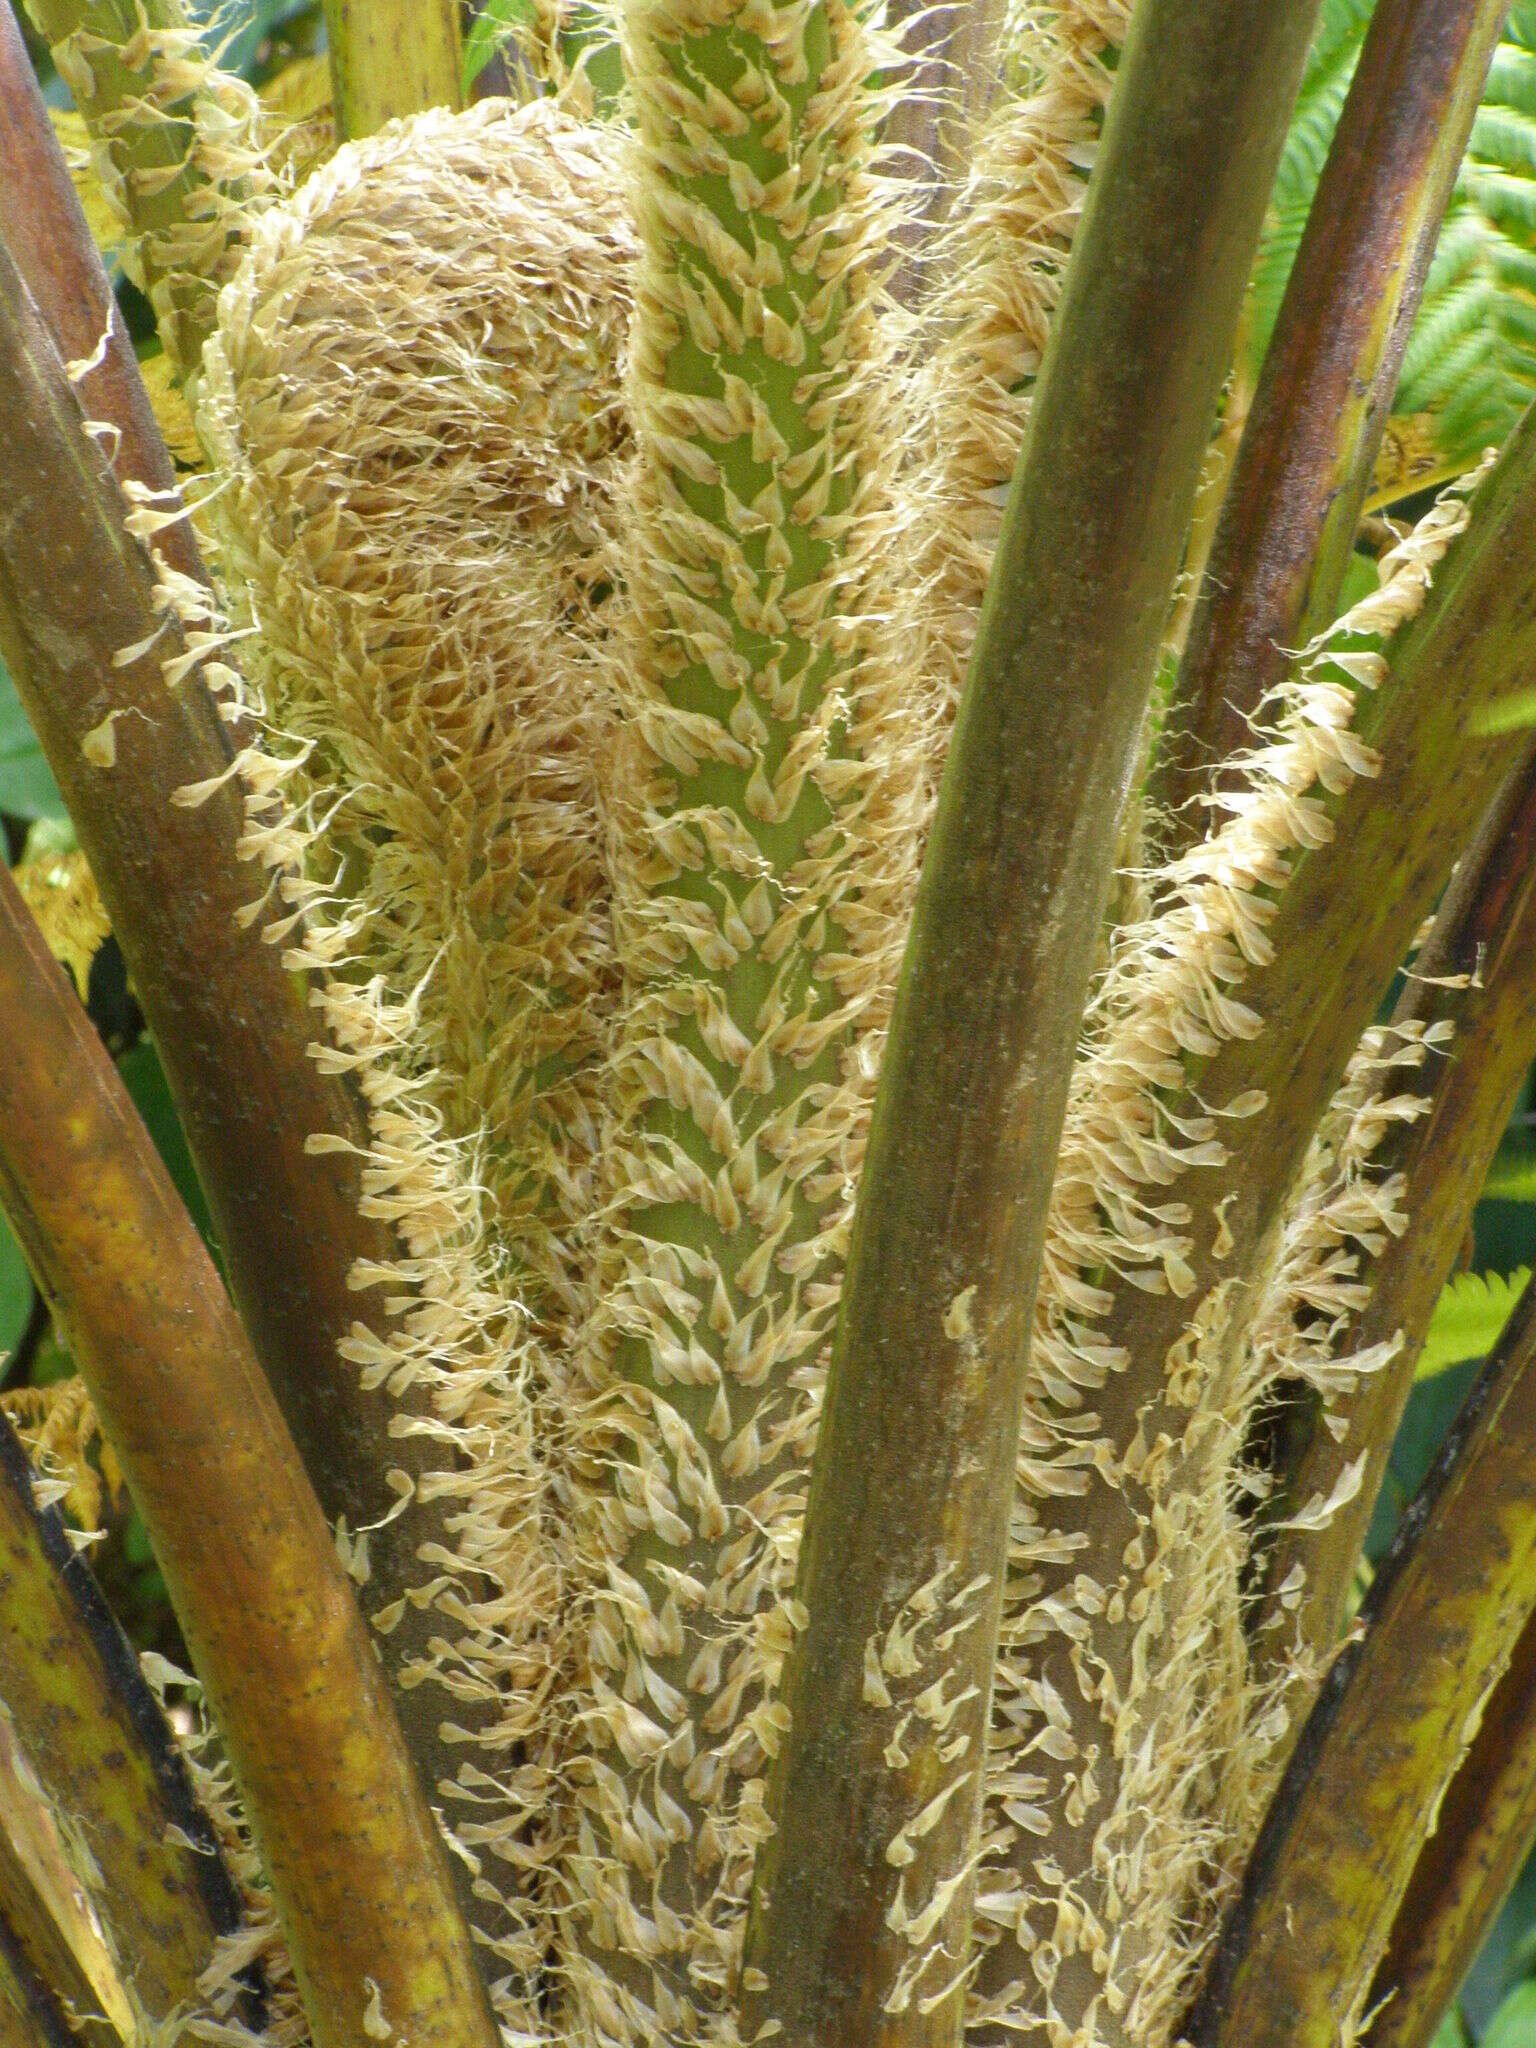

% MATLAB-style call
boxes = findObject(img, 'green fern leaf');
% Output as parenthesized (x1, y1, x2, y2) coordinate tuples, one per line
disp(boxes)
(1480, 1145, 1536, 1198)
(1416, 1268, 1530, 1380)
(1253, 0, 1536, 500)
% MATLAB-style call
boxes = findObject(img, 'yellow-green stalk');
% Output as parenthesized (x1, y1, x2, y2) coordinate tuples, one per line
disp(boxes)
(0, 1711, 127, 2048)
(0, 1917, 71, 2048)
(1366, 1605, 1536, 2048)
(554, 0, 925, 2031)
(0, 1416, 249, 2035)
(322, 0, 462, 140)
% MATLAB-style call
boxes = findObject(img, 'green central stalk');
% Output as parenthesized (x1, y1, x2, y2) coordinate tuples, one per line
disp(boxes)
(560, 0, 916, 2032)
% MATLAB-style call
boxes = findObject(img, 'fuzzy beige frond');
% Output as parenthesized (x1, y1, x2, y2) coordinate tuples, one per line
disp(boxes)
(193, 97, 636, 2027)
(904, 0, 1129, 736)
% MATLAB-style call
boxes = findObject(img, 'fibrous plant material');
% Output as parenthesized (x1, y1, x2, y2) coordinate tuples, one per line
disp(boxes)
(22, 0, 272, 381)
(0, 1414, 247, 2035)
(971, 421, 1528, 2046)
(194, 97, 636, 2018)
(0, 857, 498, 2048)
(1154, 0, 1511, 850)
(1215, 1004, 1454, 1823)
(1, 1379, 120, 1536)
(1249, 739, 1536, 1728)
(877, 0, 1007, 305)
(10, 849, 110, 1006)
(322, 0, 462, 139)
(550, 0, 928, 2030)
(741, 0, 1325, 2036)
(1193, 1267, 1536, 2048)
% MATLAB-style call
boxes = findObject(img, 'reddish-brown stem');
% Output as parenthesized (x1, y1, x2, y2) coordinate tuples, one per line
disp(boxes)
(1153, 0, 1510, 851)
(744, 0, 1323, 2035)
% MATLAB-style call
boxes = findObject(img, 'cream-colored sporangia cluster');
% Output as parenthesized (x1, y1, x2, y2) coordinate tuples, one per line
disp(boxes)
(193, 97, 637, 2029)
(545, 0, 932, 2032)
(968, 482, 1480, 2048)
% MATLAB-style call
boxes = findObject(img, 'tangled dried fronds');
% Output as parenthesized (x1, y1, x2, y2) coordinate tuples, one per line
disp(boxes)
(970, 483, 1479, 2047)
(1236, 1030, 1443, 1518)
(255, 50, 334, 179)
(1211, 1013, 1451, 1852)
(194, 96, 636, 2023)
(549, 0, 932, 2029)
(12, 848, 110, 1001)
(2, 1377, 122, 1534)
(474, 0, 623, 114)
(26, 0, 276, 379)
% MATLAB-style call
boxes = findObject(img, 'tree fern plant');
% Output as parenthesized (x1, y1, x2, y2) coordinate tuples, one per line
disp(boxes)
(2, 2, 1536, 2047)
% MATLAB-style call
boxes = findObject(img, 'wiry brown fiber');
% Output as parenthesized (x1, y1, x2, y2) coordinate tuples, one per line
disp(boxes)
(548, 0, 929, 2029)
(194, 97, 636, 2025)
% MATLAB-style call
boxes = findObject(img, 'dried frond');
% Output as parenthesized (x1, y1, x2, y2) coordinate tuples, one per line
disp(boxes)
(1213, 1015, 1450, 1848)
(12, 848, 110, 1000)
